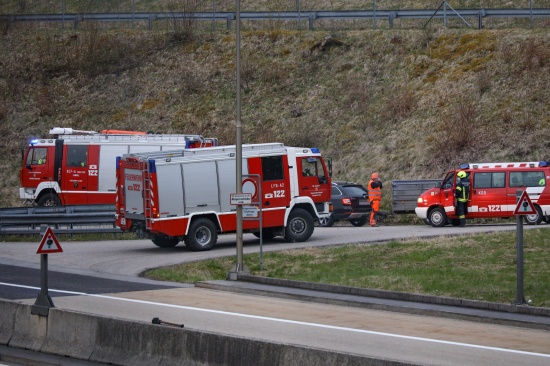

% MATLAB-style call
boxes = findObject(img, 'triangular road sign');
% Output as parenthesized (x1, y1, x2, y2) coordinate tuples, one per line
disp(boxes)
(37, 227, 63, 254)
(513, 191, 537, 215)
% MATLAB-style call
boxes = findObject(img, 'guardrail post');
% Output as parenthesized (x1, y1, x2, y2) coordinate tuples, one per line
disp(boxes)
(226, 14, 233, 30)
(389, 11, 396, 29)
(308, 13, 316, 30)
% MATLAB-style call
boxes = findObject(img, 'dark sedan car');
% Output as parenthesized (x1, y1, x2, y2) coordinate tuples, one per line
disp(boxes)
(319, 181, 372, 227)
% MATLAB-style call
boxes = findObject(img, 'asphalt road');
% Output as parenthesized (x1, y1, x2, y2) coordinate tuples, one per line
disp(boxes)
(0, 223, 540, 277)
(1, 224, 549, 366)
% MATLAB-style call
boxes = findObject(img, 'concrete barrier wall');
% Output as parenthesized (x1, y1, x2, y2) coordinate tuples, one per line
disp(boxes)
(0, 299, 407, 366)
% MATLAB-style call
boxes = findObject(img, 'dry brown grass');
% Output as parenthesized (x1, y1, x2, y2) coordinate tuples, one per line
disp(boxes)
(0, 23, 549, 208)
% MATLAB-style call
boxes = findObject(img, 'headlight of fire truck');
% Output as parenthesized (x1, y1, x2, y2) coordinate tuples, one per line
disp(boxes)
(417, 197, 427, 204)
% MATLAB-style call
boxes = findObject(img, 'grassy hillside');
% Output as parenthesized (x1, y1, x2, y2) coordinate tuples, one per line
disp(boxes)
(0, 22, 548, 208)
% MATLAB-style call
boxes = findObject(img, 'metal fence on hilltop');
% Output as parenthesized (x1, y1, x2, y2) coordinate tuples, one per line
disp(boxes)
(1, 0, 549, 31)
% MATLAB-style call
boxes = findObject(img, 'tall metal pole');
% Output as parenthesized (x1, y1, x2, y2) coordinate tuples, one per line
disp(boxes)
(515, 190, 526, 304)
(530, 0, 533, 28)
(235, 0, 244, 273)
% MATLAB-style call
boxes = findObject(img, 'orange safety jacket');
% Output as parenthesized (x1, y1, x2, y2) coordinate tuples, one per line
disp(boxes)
(368, 179, 382, 201)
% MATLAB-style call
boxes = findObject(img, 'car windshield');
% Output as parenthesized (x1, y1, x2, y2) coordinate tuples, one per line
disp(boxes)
(342, 186, 367, 197)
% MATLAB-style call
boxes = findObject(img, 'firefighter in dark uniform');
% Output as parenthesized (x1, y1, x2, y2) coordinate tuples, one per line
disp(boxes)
(455, 171, 470, 227)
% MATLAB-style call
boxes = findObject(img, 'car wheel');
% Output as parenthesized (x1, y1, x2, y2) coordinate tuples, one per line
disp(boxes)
(284, 208, 314, 242)
(349, 217, 368, 227)
(524, 205, 543, 225)
(184, 218, 218, 251)
(152, 235, 179, 248)
(429, 207, 447, 227)
(318, 215, 334, 227)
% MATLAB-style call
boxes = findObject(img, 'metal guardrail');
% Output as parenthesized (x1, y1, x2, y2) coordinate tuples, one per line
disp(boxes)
(0, 204, 119, 235)
(1, 8, 548, 30)
(392, 179, 442, 214)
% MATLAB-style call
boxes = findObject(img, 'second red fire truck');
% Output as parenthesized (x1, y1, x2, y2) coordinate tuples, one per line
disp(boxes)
(115, 143, 333, 250)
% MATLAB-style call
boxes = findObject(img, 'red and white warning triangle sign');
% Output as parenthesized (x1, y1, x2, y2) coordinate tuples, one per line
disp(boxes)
(36, 227, 63, 254)
(513, 191, 537, 215)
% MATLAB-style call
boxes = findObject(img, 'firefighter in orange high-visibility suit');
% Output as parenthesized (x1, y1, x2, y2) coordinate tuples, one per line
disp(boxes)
(368, 172, 383, 227)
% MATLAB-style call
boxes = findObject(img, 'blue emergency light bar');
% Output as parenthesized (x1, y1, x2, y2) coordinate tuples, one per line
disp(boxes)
(540, 161, 549, 167)
(149, 159, 156, 173)
(459, 163, 469, 169)
(311, 148, 320, 154)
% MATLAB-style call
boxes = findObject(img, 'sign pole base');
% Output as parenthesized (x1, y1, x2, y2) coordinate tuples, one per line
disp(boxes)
(227, 264, 250, 281)
(31, 253, 55, 317)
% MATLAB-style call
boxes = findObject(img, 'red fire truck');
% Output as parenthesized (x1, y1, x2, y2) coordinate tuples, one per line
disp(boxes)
(20, 128, 218, 206)
(416, 161, 550, 226)
(115, 143, 333, 250)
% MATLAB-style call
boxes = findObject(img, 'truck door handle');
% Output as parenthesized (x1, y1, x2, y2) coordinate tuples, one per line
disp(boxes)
(302, 187, 309, 190)
(264, 201, 270, 206)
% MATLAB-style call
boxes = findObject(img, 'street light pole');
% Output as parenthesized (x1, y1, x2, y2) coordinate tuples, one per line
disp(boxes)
(234, 0, 244, 276)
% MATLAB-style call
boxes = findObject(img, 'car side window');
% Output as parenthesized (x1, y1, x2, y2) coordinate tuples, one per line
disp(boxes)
(332, 186, 342, 196)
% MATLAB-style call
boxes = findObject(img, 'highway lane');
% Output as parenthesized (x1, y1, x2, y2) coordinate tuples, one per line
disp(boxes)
(1, 224, 549, 365)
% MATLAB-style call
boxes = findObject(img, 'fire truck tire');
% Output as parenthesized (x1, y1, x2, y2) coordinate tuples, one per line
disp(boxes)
(349, 217, 367, 227)
(37, 193, 61, 207)
(428, 207, 447, 227)
(524, 205, 543, 225)
(318, 214, 334, 227)
(284, 208, 314, 242)
(152, 235, 179, 248)
(185, 218, 218, 251)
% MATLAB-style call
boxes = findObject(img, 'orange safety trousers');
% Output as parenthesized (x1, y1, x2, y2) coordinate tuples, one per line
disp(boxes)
(370, 199, 380, 226)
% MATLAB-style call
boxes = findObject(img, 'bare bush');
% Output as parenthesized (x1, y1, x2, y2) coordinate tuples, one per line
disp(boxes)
(521, 37, 548, 70)
(429, 96, 480, 168)
(475, 69, 491, 95)
(165, 0, 204, 43)
(381, 86, 416, 122)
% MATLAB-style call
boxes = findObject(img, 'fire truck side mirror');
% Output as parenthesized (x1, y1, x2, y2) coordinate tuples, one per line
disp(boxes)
(25, 164, 32, 170)
(319, 176, 328, 184)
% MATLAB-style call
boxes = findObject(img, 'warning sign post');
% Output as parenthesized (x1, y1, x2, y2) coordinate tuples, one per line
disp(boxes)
(513, 190, 533, 305)
(32, 226, 63, 317)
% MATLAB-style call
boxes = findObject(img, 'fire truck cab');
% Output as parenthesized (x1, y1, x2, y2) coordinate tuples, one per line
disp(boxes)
(20, 127, 218, 206)
(416, 161, 550, 226)
(115, 143, 333, 250)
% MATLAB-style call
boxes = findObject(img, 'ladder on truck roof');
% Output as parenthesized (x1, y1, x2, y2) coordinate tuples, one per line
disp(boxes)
(462, 162, 547, 169)
(57, 134, 207, 143)
(125, 143, 287, 162)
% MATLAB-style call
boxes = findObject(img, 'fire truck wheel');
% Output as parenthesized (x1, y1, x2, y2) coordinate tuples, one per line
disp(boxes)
(152, 235, 179, 248)
(37, 193, 61, 207)
(318, 215, 334, 227)
(428, 207, 447, 227)
(185, 218, 218, 251)
(524, 205, 543, 225)
(284, 208, 314, 242)
(349, 217, 367, 227)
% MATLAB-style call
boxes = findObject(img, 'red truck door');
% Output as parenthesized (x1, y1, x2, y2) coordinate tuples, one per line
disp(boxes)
(440, 172, 456, 215)
(297, 156, 331, 202)
(21, 146, 51, 189)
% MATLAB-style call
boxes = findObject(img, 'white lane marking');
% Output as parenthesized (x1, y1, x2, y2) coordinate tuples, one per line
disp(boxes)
(3, 282, 550, 358)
